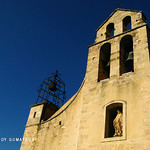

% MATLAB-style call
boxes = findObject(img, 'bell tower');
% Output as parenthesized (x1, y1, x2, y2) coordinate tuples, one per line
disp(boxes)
(83, 8, 150, 146)
(25, 70, 66, 126)
(86, 8, 149, 84)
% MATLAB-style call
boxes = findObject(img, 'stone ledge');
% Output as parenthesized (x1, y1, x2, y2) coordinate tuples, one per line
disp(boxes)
(102, 136, 126, 142)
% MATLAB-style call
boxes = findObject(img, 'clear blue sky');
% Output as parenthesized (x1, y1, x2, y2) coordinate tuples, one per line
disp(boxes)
(0, 0, 149, 149)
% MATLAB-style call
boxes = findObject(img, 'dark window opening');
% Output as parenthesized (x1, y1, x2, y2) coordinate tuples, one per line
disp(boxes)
(98, 43, 111, 82)
(123, 16, 131, 32)
(33, 112, 36, 118)
(106, 23, 115, 39)
(105, 103, 123, 138)
(120, 35, 134, 75)
(59, 121, 62, 125)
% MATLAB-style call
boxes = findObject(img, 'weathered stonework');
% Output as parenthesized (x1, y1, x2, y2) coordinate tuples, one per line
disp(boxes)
(20, 8, 150, 150)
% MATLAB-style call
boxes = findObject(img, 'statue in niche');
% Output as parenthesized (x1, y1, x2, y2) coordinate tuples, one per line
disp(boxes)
(113, 110, 123, 137)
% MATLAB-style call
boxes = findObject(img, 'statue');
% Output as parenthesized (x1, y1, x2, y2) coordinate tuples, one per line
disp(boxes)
(113, 110, 123, 137)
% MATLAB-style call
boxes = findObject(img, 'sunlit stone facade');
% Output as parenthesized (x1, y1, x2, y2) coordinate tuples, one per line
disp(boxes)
(21, 8, 150, 150)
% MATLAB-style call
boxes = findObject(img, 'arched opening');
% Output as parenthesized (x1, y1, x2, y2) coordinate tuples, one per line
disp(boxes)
(123, 16, 131, 32)
(98, 43, 111, 81)
(105, 103, 123, 138)
(120, 35, 134, 75)
(106, 23, 115, 39)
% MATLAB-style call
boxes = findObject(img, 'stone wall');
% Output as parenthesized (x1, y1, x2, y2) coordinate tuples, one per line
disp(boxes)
(20, 81, 84, 150)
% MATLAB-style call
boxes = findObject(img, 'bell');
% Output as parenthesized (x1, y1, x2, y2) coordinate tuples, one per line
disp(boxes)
(106, 61, 110, 67)
(49, 82, 57, 92)
(125, 51, 133, 61)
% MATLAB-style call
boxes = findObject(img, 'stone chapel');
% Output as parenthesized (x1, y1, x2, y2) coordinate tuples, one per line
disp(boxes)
(20, 8, 150, 150)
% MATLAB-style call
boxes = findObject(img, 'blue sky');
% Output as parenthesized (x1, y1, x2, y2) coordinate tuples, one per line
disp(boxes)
(0, 0, 150, 149)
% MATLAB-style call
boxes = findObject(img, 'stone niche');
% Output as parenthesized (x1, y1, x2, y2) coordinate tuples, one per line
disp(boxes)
(102, 101, 126, 142)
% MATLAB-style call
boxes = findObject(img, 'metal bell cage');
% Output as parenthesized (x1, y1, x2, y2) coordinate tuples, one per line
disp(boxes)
(36, 70, 66, 108)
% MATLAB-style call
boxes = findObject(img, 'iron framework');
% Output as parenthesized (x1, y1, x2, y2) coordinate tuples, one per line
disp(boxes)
(36, 70, 66, 108)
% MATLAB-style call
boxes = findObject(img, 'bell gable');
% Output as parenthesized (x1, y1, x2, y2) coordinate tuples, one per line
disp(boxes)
(95, 8, 146, 43)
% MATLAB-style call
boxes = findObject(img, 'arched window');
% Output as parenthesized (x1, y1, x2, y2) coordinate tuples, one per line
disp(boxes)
(123, 16, 131, 32)
(98, 43, 111, 81)
(103, 101, 126, 142)
(106, 23, 115, 39)
(120, 35, 134, 75)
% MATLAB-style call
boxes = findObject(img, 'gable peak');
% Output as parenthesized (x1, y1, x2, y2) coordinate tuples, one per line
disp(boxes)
(96, 8, 145, 32)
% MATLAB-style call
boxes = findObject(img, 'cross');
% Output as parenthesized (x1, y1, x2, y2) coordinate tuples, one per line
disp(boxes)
(117, 1, 120, 8)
